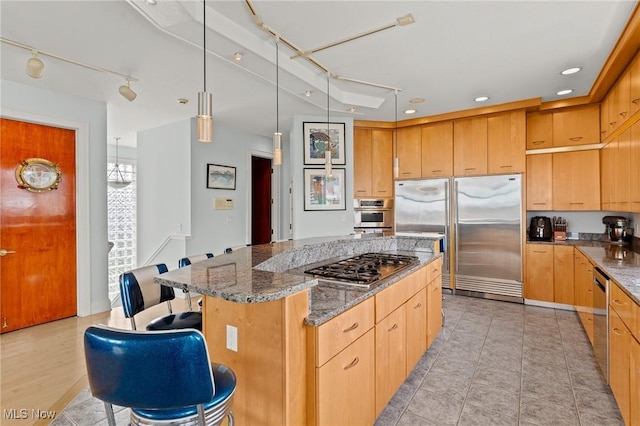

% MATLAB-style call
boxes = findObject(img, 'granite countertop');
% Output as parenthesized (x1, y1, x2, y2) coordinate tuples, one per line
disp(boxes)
(155, 233, 443, 326)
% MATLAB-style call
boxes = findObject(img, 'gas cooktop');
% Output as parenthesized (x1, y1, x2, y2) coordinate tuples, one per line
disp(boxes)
(304, 252, 418, 288)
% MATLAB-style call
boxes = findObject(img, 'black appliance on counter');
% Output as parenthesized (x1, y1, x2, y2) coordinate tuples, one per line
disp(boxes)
(528, 216, 553, 241)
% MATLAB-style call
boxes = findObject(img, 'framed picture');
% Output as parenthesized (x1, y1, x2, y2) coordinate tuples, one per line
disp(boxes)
(303, 122, 346, 165)
(303, 168, 346, 211)
(206, 164, 236, 190)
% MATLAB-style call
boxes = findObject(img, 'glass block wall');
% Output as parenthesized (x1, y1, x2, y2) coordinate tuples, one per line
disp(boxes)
(107, 162, 137, 304)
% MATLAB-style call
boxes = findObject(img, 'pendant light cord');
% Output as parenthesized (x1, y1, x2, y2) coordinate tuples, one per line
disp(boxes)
(203, 0, 207, 93)
(327, 72, 330, 139)
(276, 38, 279, 133)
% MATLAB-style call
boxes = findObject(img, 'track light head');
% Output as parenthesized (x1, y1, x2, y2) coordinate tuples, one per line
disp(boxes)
(118, 79, 137, 102)
(26, 51, 44, 79)
(396, 14, 415, 26)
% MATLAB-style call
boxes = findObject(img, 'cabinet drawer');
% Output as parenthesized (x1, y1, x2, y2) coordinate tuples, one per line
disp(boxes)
(376, 267, 426, 323)
(610, 282, 634, 330)
(426, 257, 443, 283)
(315, 297, 374, 367)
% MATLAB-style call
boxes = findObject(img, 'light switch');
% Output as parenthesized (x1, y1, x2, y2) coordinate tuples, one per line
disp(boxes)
(214, 198, 233, 210)
(226, 325, 238, 352)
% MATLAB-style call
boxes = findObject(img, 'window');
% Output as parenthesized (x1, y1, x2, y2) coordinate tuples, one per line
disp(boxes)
(107, 161, 136, 304)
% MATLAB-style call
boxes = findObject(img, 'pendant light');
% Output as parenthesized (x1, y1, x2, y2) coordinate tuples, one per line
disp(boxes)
(107, 137, 132, 189)
(273, 36, 282, 165)
(393, 89, 399, 179)
(325, 71, 332, 176)
(197, 0, 213, 143)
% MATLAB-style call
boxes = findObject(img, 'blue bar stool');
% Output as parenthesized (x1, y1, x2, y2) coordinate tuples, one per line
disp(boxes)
(178, 253, 214, 311)
(84, 325, 235, 426)
(119, 264, 202, 331)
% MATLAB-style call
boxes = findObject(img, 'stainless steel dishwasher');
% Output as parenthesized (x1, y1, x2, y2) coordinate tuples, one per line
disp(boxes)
(593, 266, 609, 382)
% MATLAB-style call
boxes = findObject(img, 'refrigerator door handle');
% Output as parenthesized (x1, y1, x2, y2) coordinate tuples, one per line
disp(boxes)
(444, 180, 450, 273)
(454, 180, 459, 272)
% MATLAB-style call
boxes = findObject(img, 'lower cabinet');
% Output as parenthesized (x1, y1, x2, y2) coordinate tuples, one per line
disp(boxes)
(406, 288, 427, 372)
(524, 244, 574, 305)
(631, 335, 640, 426)
(375, 305, 407, 415)
(610, 308, 631, 425)
(316, 329, 376, 426)
(574, 250, 594, 343)
(427, 276, 442, 348)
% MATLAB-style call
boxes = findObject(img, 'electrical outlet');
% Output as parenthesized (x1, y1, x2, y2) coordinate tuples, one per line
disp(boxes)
(636, 223, 639, 236)
(226, 325, 238, 352)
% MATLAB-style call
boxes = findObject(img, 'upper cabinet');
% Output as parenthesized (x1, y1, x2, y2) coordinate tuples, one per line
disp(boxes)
(487, 110, 526, 174)
(354, 128, 393, 198)
(552, 150, 601, 210)
(396, 126, 422, 179)
(527, 104, 600, 149)
(421, 121, 453, 178)
(453, 116, 488, 176)
(552, 104, 601, 147)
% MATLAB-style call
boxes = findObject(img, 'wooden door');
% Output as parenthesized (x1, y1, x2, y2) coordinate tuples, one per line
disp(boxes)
(396, 127, 422, 179)
(631, 121, 640, 212)
(426, 277, 442, 348)
(370, 129, 393, 197)
(526, 111, 553, 149)
(553, 245, 574, 305)
(552, 104, 600, 146)
(251, 156, 272, 245)
(405, 287, 427, 371)
(1, 118, 76, 332)
(375, 305, 406, 415)
(353, 128, 373, 197)
(524, 244, 554, 302)
(526, 154, 553, 210)
(600, 142, 613, 210)
(630, 51, 640, 117)
(630, 335, 640, 426)
(615, 129, 631, 211)
(609, 310, 631, 425)
(421, 121, 453, 177)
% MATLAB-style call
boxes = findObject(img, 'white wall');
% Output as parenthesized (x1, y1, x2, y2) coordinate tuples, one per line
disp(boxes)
(136, 119, 191, 269)
(290, 115, 355, 239)
(0, 80, 110, 315)
(188, 119, 273, 255)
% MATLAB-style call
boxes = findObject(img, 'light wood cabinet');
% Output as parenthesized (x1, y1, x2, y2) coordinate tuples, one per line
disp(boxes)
(601, 94, 612, 141)
(375, 305, 406, 416)
(613, 129, 631, 211)
(553, 245, 574, 305)
(454, 116, 488, 175)
(353, 128, 393, 198)
(630, 120, 640, 212)
(553, 104, 600, 146)
(551, 150, 600, 210)
(610, 309, 631, 426)
(421, 121, 453, 177)
(315, 329, 375, 426)
(631, 335, 640, 426)
(615, 69, 632, 130)
(397, 126, 422, 179)
(406, 288, 427, 372)
(630, 51, 640, 117)
(527, 111, 553, 149)
(487, 110, 526, 174)
(525, 244, 554, 302)
(574, 250, 594, 343)
(526, 154, 553, 210)
(427, 274, 442, 348)
(600, 141, 613, 210)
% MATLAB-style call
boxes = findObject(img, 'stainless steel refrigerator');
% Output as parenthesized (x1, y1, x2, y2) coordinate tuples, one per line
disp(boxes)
(395, 174, 523, 302)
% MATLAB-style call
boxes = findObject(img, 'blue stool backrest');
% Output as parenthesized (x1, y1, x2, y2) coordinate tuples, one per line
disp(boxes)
(178, 253, 214, 268)
(119, 264, 173, 318)
(84, 325, 215, 409)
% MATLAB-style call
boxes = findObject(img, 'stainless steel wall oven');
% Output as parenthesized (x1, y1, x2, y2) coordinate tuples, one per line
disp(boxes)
(353, 199, 393, 234)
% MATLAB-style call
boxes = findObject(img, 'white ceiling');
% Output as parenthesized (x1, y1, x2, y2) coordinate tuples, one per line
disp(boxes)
(0, 1, 637, 148)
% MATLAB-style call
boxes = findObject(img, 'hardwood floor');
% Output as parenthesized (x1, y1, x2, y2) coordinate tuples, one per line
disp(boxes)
(0, 299, 190, 426)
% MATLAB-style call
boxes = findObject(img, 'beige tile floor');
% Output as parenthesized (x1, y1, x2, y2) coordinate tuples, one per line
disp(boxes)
(51, 295, 622, 426)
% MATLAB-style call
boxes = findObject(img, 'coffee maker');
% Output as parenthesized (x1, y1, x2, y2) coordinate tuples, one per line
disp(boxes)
(602, 216, 634, 245)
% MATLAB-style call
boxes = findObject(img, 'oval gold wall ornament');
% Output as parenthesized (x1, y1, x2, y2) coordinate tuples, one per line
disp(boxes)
(15, 158, 62, 192)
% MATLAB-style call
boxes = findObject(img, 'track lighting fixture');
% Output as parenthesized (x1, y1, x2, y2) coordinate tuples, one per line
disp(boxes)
(273, 37, 282, 166)
(325, 72, 332, 177)
(26, 50, 44, 79)
(118, 79, 137, 102)
(393, 90, 399, 179)
(197, 0, 213, 143)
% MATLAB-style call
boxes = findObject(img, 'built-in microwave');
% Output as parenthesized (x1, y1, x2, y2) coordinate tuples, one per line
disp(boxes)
(353, 199, 393, 230)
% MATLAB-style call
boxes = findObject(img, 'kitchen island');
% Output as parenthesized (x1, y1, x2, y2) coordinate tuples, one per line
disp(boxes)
(155, 234, 443, 426)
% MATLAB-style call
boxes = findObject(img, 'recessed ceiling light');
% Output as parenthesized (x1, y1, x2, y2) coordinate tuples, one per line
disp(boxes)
(409, 98, 425, 104)
(145, 0, 157, 5)
(233, 52, 243, 61)
(557, 89, 573, 95)
(561, 67, 581, 75)
(474, 96, 489, 102)
(304, 90, 312, 97)
(348, 107, 356, 113)
(177, 98, 189, 104)
(404, 109, 416, 114)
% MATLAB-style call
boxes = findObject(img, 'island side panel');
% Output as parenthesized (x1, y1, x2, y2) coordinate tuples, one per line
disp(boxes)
(202, 290, 309, 426)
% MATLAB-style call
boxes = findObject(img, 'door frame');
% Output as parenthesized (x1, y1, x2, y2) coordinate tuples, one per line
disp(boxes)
(245, 149, 280, 243)
(1, 108, 92, 316)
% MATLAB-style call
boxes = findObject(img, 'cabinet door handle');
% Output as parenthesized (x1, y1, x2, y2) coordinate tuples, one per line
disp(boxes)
(632, 98, 640, 104)
(464, 167, 476, 171)
(612, 327, 625, 336)
(344, 357, 360, 370)
(612, 299, 625, 307)
(610, 121, 617, 126)
(388, 323, 399, 332)
(532, 203, 547, 205)
(533, 250, 548, 253)
(377, 190, 387, 193)
(402, 172, 412, 175)
(568, 136, 583, 141)
(432, 169, 442, 173)
(343, 322, 359, 332)
(532, 140, 546, 145)
(414, 302, 423, 309)
(569, 202, 584, 205)
(620, 111, 628, 118)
